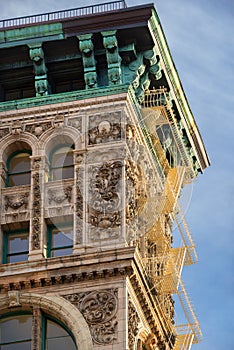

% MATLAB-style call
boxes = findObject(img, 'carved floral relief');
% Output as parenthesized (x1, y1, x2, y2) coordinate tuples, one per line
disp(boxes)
(64, 289, 118, 345)
(88, 161, 122, 232)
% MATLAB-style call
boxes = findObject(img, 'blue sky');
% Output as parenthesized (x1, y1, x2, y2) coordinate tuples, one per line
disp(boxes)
(1, 0, 233, 348)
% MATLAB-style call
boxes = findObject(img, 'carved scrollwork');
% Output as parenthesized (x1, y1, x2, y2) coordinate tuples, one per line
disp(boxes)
(64, 289, 118, 345)
(48, 186, 72, 204)
(88, 161, 122, 229)
(5, 192, 29, 211)
(32, 172, 41, 250)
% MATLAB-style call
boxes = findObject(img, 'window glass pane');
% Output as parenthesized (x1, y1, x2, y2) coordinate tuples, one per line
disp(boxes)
(6, 232, 29, 263)
(62, 166, 73, 179)
(2, 341, 31, 350)
(8, 233, 29, 254)
(50, 145, 73, 181)
(8, 253, 28, 263)
(9, 153, 31, 173)
(52, 147, 73, 168)
(51, 166, 73, 181)
(46, 319, 76, 350)
(51, 247, 73, 258)
(63, 152, 73, 167)
(0, 315, 32, 342)
(47, 320, 68, 338)
(9, 173, 31, 186)
(47, 337, 76, 350)
(51, 228, 73, 248)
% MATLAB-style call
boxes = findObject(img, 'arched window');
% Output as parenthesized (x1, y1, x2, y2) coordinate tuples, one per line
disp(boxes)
(6, 150, 31, 187)
(0, 313, 77, 350)
(49, 144, 74, 181)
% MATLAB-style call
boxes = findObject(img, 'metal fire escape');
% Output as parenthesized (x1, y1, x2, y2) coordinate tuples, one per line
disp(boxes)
(139, 88, 202, 349)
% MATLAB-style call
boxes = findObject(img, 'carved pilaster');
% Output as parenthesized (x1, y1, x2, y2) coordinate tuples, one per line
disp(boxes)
(63, 289, 118, 345)
(32, 307, 42, 350)
(0, 161, 7, 187)
(102, 30, 122, 85)
(28, 43, 50, 96)
(31, 171, 42, 250)
(128, 300, 140, 350)
(78, 34, 97, 89)
(74, 152, 85, 247)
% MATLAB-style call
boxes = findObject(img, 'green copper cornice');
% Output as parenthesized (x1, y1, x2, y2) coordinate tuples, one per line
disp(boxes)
(0, 84, 129, 112)
(0, 23, 64, 48)
(148, 9, 210, 170)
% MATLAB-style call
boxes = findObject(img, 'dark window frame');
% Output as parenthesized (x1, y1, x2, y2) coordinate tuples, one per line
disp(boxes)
(6, 150, 32, 187)
(2, 228, 29, 264)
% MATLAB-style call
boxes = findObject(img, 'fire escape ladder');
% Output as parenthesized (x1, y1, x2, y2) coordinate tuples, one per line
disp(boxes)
(174, 206, 198, 265)
(155, 246, 186, 294)
(163, 166, 185, 214)
(176, 279, 202, 343)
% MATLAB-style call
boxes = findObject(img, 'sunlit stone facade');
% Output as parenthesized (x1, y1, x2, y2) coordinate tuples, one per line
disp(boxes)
(0, 2, 209, 349)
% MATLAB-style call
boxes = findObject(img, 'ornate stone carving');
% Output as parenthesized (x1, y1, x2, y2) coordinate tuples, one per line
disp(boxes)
(53, 114, 64, 128)
(32, 172, 41, 250)
(48, 186, 72, 204)
(64, 289, 118, 345)
(8, 291, 21, 307)
(5, 192, 29, 211)
(11, 121, 23, 135)
(25, 122, 51, 137)
(0, 128, 9, 139)
(67, 117, 82, 131)
(89, 120, 122, 145)
(126, 159, 147, 223)
(88, 110, 122, 145)
(0, 162, 7, 184)
(75, 152, 84, 165)
(31, 157, 42, 171)
(128, 300, 140, 350)
(8, 290, 20, 304)
(88, 161, 122, 230)
(78, 34, 97, 89)
(102, 30, 122, 85)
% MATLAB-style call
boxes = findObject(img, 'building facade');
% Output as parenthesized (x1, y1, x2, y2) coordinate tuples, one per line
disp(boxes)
(0, 1, 209, 349)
